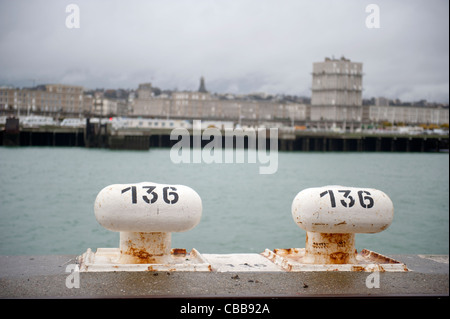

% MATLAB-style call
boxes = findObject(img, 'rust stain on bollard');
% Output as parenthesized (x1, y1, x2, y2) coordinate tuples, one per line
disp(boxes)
(78, 182, 212, 272)
(172, 248, 187, 256)
(261, 185, 409, 272)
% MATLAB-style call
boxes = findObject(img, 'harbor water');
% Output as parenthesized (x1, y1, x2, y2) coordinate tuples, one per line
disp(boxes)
(0, 147, 448, 256)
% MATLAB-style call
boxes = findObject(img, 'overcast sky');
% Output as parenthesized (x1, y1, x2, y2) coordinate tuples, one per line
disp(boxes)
(0, 0, 448, 103)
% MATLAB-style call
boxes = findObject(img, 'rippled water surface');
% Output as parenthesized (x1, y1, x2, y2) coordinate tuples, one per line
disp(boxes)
(0, 147, 448, 255)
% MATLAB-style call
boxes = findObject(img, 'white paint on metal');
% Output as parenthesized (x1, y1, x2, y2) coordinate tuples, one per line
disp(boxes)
(78, 248, 212, 272)
(78, 249, 408, 272)
(290, 186, 394, 264)
(88, 182, 206, 268)
(261, 248, 408, 272)
(304, 232, 357, 264)
(118, 231, 172, 264)
(94, 182, 202, 233)
(79, 183, 408, 272)
(202, 253, 283, 272)
(259, 185, 406, 269)
(292, 185, 394, 234)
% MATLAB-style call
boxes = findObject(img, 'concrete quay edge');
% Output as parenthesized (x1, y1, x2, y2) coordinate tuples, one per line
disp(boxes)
(0, 253, 448, 299)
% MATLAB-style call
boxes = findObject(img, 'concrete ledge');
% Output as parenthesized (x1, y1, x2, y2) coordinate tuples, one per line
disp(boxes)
(0, 254, 448, 299)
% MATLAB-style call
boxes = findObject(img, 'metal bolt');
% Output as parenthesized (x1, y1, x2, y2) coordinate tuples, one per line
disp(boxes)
(292, 186, 394, 264)
(94, 182, 202, 264)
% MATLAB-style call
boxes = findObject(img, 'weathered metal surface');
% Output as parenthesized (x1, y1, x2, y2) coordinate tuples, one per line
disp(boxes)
(88, 182, 206, 269)
(94, 182, 202, 233)
(304, 232, 357, 264)
(79, 246, 408, 273)
(118, 232, 172, 264)
(292, 186, 394, 234)
(261, 248, 408, 272)
(78, 247, 212, 272)
(202, 253, 283, 272)
(290, 186, 397, 265)
(83, 183, 408, 272)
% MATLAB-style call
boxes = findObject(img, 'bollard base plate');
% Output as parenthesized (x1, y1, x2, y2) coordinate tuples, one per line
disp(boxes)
(261, 248, 408, 272)
(78, 247, 212, 272)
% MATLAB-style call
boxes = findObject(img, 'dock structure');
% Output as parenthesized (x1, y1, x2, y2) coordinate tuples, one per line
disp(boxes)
(1, 124, 448, 152)
(0, 254, 448, 300)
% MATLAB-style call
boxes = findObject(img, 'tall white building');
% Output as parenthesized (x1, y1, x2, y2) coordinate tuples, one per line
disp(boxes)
(311, 56, 363, 107)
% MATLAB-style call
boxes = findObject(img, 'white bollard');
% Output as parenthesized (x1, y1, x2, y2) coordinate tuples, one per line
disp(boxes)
(291, 185, 394, 264)
(94, 182, 202, 264)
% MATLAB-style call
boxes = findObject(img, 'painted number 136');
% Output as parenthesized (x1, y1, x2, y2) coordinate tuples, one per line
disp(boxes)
(320, 189, 374, 209)
(121, 185, 179, 205)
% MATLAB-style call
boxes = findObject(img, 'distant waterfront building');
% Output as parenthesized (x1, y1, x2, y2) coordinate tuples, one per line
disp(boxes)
(311, 56, 363, 106)
(1, 72, 447, 128)
(367, 105, 448, 125)
(132, 77, 307, 124)
(310, 56, 364, 128)
(90, 91, 128, 117)
(375, 97, 390, 107)
(131, 74, 448, 128)
(137, 83, 153, 99)
(0, 84, 88, 116)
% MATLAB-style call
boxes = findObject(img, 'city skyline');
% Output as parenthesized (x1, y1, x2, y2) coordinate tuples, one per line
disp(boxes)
(0, 0, 448, 103)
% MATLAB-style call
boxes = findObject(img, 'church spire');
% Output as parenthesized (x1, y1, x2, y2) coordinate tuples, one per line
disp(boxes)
(198, 76, 207, 93)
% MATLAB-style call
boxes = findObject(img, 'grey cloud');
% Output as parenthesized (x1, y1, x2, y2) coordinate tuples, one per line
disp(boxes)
(0, 0, 448, 103)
